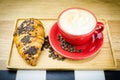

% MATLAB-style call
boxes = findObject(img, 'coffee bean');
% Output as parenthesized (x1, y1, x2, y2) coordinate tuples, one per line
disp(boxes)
(49, 50, 54, 54)
(55, 54, 59, 58)
(52, 54, 57, 59)
(57, 58, 62, 60)
(48, 53, 52, 58)
(49, 46, 53, 50)
(57, 34, 61, 41)
(44, 45, 49, 49)
(64, 47, 68, 51)
(42, 36, 66, 61)
(72, 49, 76, 53)
(57, 57, 64, 60)
(49, 48, 53, 51)
(79, 49, 83, 52)
(61, 57, 65, 61)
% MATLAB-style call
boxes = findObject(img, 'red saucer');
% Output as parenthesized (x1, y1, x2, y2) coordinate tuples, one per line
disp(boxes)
(49, 22, 104, 60)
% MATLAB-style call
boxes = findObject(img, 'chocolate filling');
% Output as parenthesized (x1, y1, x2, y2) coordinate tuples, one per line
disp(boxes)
(13, 19, 35, 36)
(24, 46, 38, 55)
(21, 35, 31, 44)
(18, 26, 34, 35)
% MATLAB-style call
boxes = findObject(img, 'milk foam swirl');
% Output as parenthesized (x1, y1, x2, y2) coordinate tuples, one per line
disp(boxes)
(59, 9, 96, 35)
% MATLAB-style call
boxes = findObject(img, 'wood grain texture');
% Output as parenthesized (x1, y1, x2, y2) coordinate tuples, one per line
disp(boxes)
(0, 0, 120, 20)
(0, 21, 15, 70)
(108, 21, 120, 69)
(3, 19, 117, 70)
(0, 0, 120, 70)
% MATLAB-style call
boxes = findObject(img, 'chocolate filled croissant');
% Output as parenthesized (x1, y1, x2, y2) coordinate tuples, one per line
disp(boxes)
(13, 18, 45, 66)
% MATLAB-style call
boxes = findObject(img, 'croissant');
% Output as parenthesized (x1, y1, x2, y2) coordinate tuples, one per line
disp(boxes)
(13, 18, 45, 66)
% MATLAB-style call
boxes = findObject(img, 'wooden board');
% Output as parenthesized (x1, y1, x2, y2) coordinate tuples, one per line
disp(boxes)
(7, 18, 117, 70)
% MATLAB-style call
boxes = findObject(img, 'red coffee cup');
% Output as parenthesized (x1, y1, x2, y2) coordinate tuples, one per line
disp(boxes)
(57, 8, 104, 45)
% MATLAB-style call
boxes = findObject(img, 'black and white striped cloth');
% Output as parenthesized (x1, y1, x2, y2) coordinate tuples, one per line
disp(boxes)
(0, 70, 120, 80)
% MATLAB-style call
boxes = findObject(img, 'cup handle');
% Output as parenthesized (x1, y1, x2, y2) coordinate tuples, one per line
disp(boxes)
(91, 22, 104, 43)
(95, 22, 104, 34)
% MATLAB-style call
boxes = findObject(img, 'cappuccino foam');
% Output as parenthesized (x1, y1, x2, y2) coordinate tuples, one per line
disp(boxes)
(59, 9, 96, 35)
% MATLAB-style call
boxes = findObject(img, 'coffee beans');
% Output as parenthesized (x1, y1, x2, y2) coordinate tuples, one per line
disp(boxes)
(57, 34, 83, 53)
(41, 35, 83, 61)
(42, 36, 66, 61)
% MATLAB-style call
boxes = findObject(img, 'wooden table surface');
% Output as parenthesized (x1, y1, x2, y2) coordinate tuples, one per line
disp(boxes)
(0, 0, 120, 70)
